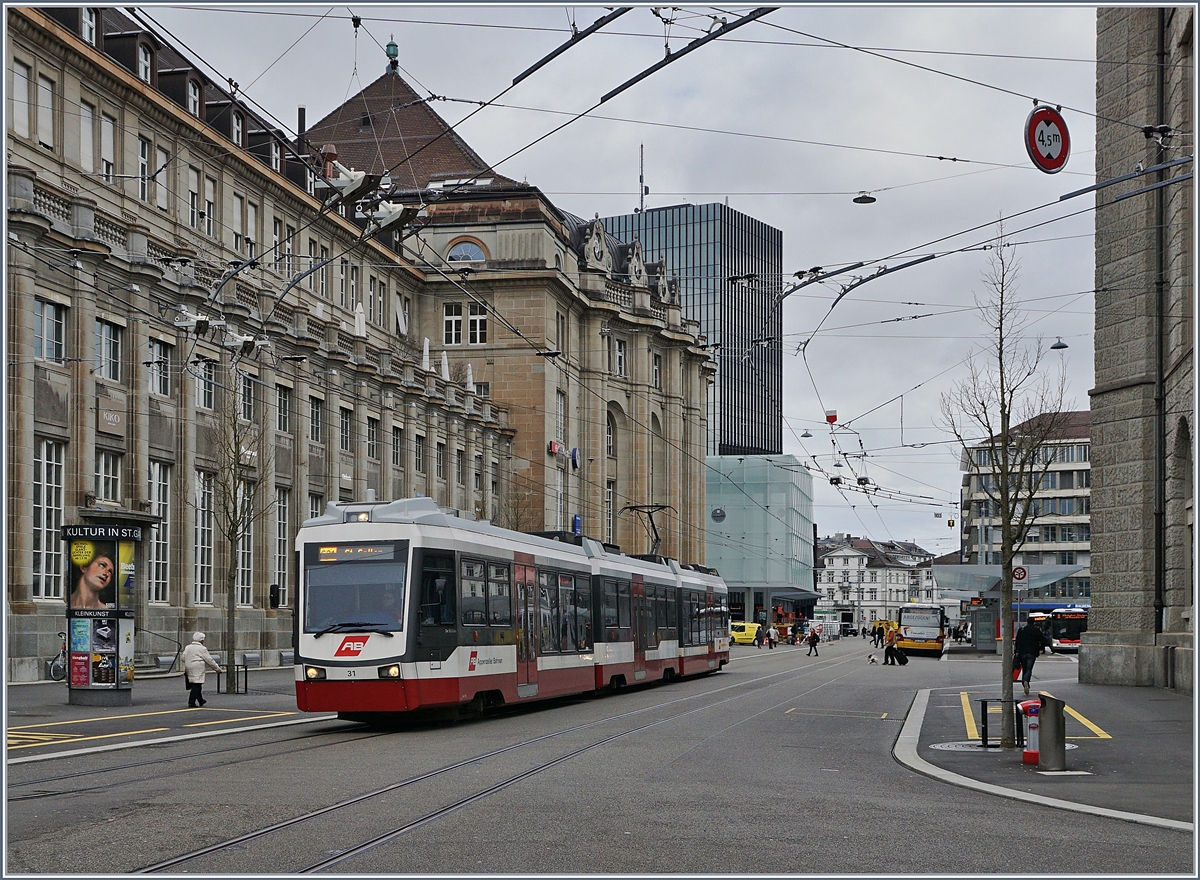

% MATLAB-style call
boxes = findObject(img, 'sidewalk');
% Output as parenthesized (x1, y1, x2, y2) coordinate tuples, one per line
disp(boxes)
(895, 642, 1194, 830)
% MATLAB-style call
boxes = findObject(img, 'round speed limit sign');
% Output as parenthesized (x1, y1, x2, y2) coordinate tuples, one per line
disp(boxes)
(1012, 566, 1027, 582)
(1024, 105, 1070, 174)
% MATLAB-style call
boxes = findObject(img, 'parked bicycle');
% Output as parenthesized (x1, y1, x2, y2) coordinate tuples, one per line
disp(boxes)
(48, 631, 67, 682)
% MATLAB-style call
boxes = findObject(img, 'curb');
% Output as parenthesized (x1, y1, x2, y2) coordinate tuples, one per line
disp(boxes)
(894, 688, 1193, 833)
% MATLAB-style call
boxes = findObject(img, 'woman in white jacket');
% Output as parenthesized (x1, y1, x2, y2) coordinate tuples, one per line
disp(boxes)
(181, 632, 222, 707)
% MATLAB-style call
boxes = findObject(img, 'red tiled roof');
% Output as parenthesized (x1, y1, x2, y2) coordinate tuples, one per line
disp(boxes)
(302, 72, 519, 189)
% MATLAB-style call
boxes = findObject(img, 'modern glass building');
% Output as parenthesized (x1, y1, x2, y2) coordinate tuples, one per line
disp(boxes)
(705, 455, 817, 623)
(603, 203, 783, 455)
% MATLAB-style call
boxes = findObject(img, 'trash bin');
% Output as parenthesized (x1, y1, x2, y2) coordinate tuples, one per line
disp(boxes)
(1038, 693, 1067, 771)
(1018, 699, 1040, 764)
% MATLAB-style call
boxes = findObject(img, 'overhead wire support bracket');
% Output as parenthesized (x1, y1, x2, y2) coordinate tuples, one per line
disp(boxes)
(512, 7, 634, 86)
(1058, 155, 1192, 202)
(600, 7, 777, 105)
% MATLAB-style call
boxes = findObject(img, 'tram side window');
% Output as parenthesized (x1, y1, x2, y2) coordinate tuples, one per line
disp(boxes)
(645, 585, 661, 649)
(559, 574, 577, 651)
(460, 559, 486, 625)
(575, 575, 592, 650)
(688, 592, 702, 646)
(617, 580, 631, 628)
(420, 555, 455, 625)
(666, 587, 677, 631)
(488, 563, 512, 626)
(602, 578, 619, 639)
(538, 571, 559, 654)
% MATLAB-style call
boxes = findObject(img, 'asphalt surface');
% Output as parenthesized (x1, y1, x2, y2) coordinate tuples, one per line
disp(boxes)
(6, 642, 1194, 829)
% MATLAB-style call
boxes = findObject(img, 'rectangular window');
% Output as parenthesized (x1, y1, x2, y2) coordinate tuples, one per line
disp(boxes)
(368, 276, 377, 323)
(276, 384, 292, 433)
(137, 44, 152, 82)
(94, 319, 121, 381)
(339, 259, 347, 307)
(285, 225, 295, 277)
(187, 80, 201, 116)
(239, 372, 256, 422)
(246, 202, 258, 258)
(474, 454, 482, 491)
(155, 146, 170, 210)
(367, 416, 379, 459)
(605, 480, 615, 543)
(414, 434, 425, 473)
(555, 389, 566, 441)
(436, 442, 446, 480)
(188, 168, 199, 228)
(12, 61, 31, 139)
(308, 396, 323, 442)
(556, 311, 567, 355)
(652, 353, 662, 389)
(319, 247, 328, 297)
(82, 8, 97, 43)
(309, 493, 324, 522)
(138, 137, 150, 200)
(339, 408, 352, 452)
(468, 302, 488, 344)
(32, 439, 65, 599)
(349, 266, 358, 306)
(149, 339, 171, 396)
(204, 176, 216, 237)
(274, 487, 290, 607)
(392, 426, 404, 467)
(272, 218, 282, 268)
(95, 450, 122, 502)
(100, 113, 115, 182)
(377, 281, 386, 327)
(444, 303, 462, 344)
(148, 461, 171, 603)
(475, 382, 489, 399)
(236, 481, 254, 606)
(456, 449, 465, 485)
(195, 359, 214, 410)
(616, 339, 627, 377)
(308, 240, 318, 290)
(79, 101, 94, 173)
(34, 300, 66, 362)
(232, 113, 243, 146)
(270, 141, 280, 172)
(37, 75, 54, 149)
(233, 193, 245, 252)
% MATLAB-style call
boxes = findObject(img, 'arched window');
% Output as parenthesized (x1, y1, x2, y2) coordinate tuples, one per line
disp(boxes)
(448, 241, 485, 263)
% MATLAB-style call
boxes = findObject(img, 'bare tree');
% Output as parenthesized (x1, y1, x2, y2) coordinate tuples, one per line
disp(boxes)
(940, 230, 1070, 747)
(194, 351, 277, 692)
(491, 474, 543, 534)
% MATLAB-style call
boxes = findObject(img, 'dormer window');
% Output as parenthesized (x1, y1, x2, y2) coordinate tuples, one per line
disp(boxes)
(270, 141, 280, 172)
(81, 8, 97, 45)
(187, 80, 201, 116)
(137, 44, 152, 82)
(231, 113, 242, 146)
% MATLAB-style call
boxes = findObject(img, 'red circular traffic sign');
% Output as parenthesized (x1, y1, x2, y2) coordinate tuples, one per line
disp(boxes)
(1024, 105, 1070, 174)
(1012, 566, 1027, 582)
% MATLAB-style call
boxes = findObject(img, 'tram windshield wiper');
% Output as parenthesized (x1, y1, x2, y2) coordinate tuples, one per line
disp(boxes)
(312, 622, 396, 638)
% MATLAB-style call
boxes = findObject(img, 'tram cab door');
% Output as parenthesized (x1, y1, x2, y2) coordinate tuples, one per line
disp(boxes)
(416, 552, 457, 662)
(632, 578, 647, 680)
(516, 564, 537, 693)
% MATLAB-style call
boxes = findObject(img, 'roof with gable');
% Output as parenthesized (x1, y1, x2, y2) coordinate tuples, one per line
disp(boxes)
(301, 72, 521, 190)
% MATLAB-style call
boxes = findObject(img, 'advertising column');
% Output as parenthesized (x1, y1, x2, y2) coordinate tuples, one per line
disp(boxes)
(62, 524, 140, 706)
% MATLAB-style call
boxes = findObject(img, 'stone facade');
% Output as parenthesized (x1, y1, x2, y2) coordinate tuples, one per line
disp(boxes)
(6, 8, 510, 680)
(1083, 7, 1193, 693)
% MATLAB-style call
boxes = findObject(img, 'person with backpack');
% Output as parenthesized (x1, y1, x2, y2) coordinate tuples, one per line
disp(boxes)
(806, 628, 820, 657)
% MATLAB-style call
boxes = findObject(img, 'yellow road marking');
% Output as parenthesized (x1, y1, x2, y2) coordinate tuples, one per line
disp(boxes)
(9, 708, 222, 730)
(1040, 691, 1112, 739)
(785, 708, 891, 720)
(6, 727, 169, 750)
(960, 692, 979, 740)
(784, 708, 795, 714)
(183, 712, 293, 727)
(881, 713, 887, 719)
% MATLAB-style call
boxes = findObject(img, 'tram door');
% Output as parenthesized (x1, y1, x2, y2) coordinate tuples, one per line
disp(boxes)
(515, 564, 537, 689)
(632, 578, 647, 680)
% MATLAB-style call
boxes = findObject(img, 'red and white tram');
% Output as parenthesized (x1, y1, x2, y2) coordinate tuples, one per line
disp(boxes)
(293, 496, 730, 721)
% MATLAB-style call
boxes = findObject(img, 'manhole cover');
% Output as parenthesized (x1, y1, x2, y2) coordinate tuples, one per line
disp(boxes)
(929, 741, 1078, 752)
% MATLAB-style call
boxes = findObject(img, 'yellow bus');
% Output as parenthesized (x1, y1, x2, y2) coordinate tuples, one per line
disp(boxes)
(896, 604, 947, 655)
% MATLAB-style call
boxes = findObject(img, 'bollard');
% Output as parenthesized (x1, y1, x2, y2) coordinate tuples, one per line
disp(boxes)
(1018, 699, 1040, 764)
(1038, 693, 1067, 771)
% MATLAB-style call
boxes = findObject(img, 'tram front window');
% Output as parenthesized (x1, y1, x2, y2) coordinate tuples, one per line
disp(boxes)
(304, 547, 408, 634)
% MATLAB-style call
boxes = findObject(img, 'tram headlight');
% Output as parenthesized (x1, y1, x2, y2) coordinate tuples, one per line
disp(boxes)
(377, 664, 401, 679)
(304, 665, 327, 681)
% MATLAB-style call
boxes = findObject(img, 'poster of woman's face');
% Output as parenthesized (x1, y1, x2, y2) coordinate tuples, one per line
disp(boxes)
(68, 540, 121, 609)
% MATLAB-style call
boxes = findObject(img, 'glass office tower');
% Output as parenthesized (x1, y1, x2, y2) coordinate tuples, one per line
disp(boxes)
(603, 203, 783, 455)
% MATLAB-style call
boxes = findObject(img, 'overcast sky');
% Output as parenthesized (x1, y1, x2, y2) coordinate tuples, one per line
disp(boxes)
(146, 4, 1099, 557)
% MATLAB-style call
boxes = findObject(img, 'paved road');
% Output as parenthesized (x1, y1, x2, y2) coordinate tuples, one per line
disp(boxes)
(6, 638, 1193, 873)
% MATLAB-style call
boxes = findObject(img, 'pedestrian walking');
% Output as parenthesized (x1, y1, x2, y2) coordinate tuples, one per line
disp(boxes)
(872, 623, 884, 648)
(753, 626, 763, 649)
(883, 626, 899, 665)
(1014, 619, 1052, 695)
(767, 625, 779, 649)
(806, 628, 820, 657)
(860, 625, 868, 639)
(182, 631, 222, 708)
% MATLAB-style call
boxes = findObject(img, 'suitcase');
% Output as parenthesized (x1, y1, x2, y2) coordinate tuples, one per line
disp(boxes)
(895, 648, 908, 666)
